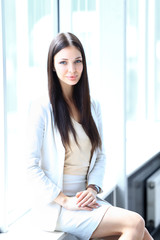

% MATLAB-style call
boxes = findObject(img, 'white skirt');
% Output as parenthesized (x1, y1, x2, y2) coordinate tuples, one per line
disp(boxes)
(55, 175, 111, 240)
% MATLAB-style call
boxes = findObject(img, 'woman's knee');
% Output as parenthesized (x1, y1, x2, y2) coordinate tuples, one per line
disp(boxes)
(128, 212, 145, 238)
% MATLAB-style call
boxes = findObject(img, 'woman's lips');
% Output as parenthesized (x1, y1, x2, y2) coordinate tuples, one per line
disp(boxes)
(66, 75, 77, 80)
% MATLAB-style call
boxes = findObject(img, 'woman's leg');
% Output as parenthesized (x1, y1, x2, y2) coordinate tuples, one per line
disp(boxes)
(143, 228, 153, 240)
(91, 206, 153, 240)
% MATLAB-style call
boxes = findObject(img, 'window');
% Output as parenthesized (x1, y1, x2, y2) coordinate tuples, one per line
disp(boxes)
(1, 0, 58, 227)
(126, 0, 160, 175)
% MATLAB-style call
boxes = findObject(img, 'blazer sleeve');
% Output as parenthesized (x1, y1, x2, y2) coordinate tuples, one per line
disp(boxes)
(87, 99, 106, 192)
(26, 99, 61, 205)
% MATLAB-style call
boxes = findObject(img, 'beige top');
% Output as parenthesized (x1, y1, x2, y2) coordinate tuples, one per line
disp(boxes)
(64, 118, 92, 176)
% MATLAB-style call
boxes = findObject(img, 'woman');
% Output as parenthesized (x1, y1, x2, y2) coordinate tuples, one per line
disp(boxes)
(27, 32, 153, 240)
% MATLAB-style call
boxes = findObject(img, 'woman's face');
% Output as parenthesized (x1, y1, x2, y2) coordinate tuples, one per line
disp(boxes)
(54, 46, 83, 89)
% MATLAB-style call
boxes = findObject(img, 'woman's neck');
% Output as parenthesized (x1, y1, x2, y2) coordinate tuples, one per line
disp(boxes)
(61, 83, 73, 101)
(60, 83, 80, 122)
(63, 91, 80, 123)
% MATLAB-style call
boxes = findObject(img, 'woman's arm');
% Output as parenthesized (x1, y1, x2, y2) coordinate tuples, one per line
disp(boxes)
(26, 99, 61, 204)
(87, 100, 107, 192)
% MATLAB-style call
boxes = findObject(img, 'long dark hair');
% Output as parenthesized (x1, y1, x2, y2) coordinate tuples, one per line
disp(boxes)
(47, 32, 101, 152)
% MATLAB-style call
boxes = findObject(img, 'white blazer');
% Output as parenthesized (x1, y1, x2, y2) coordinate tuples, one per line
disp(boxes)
(26, 95, 106, 231)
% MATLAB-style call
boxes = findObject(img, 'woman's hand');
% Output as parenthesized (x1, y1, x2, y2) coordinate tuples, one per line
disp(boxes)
(76, 188, 100, 209)
(54, 191, 93, 211)
(54, 190, 100, 211)
(63, 196, 93, 211)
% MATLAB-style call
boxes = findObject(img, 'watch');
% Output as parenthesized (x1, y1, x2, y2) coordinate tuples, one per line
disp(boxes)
(87, 184, 100, 194)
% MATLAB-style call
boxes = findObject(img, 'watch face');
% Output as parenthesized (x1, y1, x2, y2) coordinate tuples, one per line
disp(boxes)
(95, 185, 99, 193)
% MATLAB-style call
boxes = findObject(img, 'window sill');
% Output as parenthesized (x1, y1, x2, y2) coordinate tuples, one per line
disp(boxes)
(0, 210, 64, 240)
(0, 231, 64, 240)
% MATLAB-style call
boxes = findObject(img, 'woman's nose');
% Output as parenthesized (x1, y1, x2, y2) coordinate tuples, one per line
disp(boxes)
(68, 63, 76, 72)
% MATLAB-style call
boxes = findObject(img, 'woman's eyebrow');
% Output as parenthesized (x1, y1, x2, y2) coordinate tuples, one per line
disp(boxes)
(59, 58, 68, 60)
(59, 56, 82, 60)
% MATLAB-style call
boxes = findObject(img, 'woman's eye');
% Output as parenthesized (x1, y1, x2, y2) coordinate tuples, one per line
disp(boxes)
(59, 61, 67, 65)
(75, 60, 82, 64)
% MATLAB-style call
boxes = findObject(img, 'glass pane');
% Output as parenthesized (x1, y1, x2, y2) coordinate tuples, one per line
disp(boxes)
(126, 0, 139, 121)
(126, 0, 160, 175)
(4, 0, 57, 225)
(87, 0, 96, 11)
(80, 0, 85, 11)
(71, 0, 78, 11)
(126, 0, 148, 174)
(155, 0, 160, 120)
